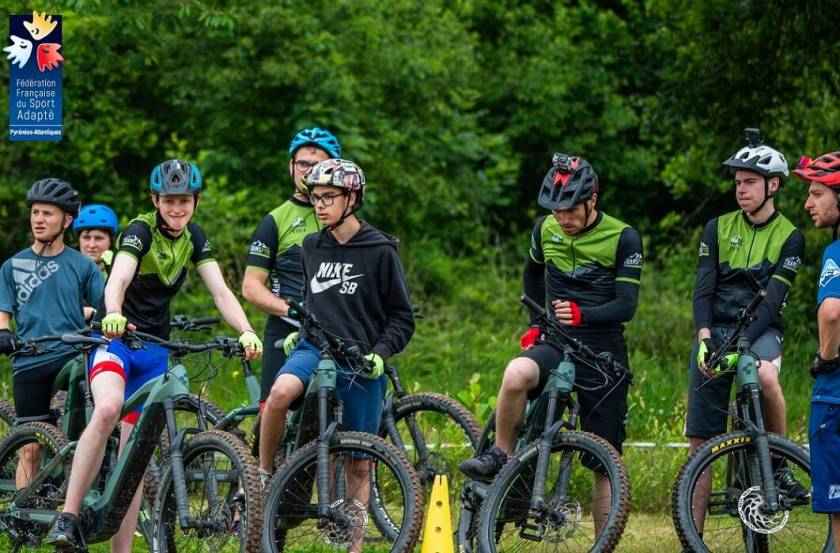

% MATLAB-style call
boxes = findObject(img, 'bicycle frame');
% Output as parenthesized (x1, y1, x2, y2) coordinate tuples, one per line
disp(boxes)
(7, 361, 205, 543)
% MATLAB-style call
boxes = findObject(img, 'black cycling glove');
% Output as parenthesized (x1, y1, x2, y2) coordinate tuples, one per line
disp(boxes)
(0, 329, 18, 355)
(810, 353, 840, 379)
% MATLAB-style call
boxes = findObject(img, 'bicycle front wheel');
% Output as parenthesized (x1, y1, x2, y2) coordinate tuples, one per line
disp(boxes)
(477, 430, 630, 552)
(154, 429, 263, 553)
(672, 430, 832, 553)
(263, 431, 423, 552)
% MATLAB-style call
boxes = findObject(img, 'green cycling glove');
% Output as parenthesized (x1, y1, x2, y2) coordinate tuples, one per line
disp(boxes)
(239, 330, 263, 354)
(363, 353, 385, 379)
(283, 332, 299, 356)
(102, 312, 127, 335)
(696, 338, 711, 368)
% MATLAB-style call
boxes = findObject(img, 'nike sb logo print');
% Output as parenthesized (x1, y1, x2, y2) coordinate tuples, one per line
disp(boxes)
(310, 262, 364, 295)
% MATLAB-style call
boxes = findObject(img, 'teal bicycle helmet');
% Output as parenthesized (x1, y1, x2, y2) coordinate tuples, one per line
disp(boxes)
(289, 128, 341, 159)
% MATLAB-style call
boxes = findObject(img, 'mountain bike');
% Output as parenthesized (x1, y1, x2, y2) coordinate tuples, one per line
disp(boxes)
(261, 298, 424, 552)
(0, 330, 263, 552)
(671, 290, 832, 552)
(459, 295, 631, 553)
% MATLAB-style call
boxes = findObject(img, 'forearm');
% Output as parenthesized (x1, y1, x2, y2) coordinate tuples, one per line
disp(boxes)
(212, 288, 254, 334)
(242, 277, 290, 318)
(0, 311, 10, 330)
(579, 285, 639, 324)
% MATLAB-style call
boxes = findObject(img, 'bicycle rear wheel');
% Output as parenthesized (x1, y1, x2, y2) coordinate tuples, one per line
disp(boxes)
(672, 430, 832, 553)
(477, 430, 630, 552)
(0, 400, 15, 441)
(263, 431, 423, 552)
(154, 429, 263, 553)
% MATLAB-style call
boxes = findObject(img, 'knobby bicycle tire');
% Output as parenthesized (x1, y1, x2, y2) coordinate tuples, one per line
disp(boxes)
(0, 400, 15, 438)
(154, 429, 263, 553)
(477, 430, 630, 553)
(0, 422, 68, 549)
(672, 430, 832, 553)
(263, 431, 424, 553)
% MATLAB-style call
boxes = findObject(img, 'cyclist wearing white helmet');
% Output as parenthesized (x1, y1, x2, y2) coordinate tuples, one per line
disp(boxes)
(685, 129, 808, 537)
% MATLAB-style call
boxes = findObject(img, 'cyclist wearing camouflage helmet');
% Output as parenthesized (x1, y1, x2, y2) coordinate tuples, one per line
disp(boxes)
(258, 159, 415, 526)
(0, 179, 103, 493)
(685, 129, 808, 534)
(242, 127, 340, 411)
(48, 159, 262, 551)
(460, 153, 643, 531)
(73, 204, 119, 278)
(796, 150, 840, 544)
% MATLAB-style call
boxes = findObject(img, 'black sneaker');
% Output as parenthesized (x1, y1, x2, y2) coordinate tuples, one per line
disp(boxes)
(45, 512, 81, 550)
(458, 445, 509, 481)
(776, 467, 810, 505)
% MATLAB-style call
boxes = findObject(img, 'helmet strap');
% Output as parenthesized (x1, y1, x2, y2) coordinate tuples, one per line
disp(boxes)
(747, 176, 773, 217)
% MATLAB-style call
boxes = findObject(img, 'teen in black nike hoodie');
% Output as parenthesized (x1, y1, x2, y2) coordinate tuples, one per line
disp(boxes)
(259, 160, 415, 504)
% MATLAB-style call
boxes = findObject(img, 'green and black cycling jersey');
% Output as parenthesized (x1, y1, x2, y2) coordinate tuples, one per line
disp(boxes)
(693, 209, 805, 343)
(108, 211, 215, 339)
(525, 212, 643, 337)
(246, 197, 321, 329)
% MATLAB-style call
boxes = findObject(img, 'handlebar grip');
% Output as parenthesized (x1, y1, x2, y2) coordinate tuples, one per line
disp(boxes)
(190, 317, 220, 326)
(520, 295, 546, 317)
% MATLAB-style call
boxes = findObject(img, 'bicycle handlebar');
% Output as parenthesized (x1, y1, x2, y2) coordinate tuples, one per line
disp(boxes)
(123, 329, 244, 360)
(706, 289, 767, 372)
(520, 295, 603, 362)
(285, 297, 374, 375)
(11, 328, 107, 357)
(170, 315, 221, 331)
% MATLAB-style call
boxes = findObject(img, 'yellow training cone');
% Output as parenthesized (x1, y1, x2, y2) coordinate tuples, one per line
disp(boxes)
(421, 474, 455, 553)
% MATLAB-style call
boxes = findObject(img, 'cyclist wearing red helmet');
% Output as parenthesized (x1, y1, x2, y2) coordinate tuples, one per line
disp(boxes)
(460, 153, 643, 533)
(797, 150, 840, 544)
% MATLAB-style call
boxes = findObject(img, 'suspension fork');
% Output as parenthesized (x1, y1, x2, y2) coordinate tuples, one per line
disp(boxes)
(315, 355, 339, 520)
(530, 388, 563, 511)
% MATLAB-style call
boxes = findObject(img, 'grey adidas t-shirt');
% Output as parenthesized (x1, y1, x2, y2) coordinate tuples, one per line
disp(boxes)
(0, 246, 104, 373)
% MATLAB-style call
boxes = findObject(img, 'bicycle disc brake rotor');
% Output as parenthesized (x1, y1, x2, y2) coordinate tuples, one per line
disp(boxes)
(538, 496, 582, 543)
(738, 486, 788, 534)
(323, 498, 368, 547)
(197, 499, 233, 545)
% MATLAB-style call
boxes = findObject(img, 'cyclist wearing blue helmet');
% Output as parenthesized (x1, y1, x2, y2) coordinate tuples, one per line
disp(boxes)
(73, 204, 119, 278)
(242, 127, 342, 415)
(49, 159, 263, 551)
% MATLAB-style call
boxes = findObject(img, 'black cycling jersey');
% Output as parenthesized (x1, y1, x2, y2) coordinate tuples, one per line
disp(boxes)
(693, 210, 804, 343)
(108, 211, 215, 339)
(525, 211, 643, 338)
(246, 196, 320, 330)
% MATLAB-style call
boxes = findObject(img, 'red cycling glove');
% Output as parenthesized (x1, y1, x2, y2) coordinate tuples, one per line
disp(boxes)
(519, 326, 541, 350)
(568, 300, 582, 327)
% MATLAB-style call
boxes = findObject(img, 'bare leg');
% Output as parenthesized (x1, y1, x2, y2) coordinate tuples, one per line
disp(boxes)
(688, 437, 709, 534)
(63, 372, 125, 515)
(258, 374, 304, 472)
(495, 358, 540, 454)
(345, 458, 371, 553)
(832, 512, 840, 553)
(110, 421, 143, 553)
(758, 360, 786, 436)
(16, 442, 43, 489)
(593, 472, 612, 536)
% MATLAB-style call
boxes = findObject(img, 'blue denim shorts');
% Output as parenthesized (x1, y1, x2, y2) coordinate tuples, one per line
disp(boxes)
(277, 338, 386, 434)
(810, 401, 840, 512)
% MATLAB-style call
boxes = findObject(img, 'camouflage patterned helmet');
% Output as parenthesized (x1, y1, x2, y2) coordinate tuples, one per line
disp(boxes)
(306, 158, 366, 204)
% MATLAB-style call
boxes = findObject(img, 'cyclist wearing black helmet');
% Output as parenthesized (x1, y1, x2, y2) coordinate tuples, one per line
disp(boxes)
(242, 127, 340, 411)
(460, 153, 643, 529)
(49, 159, 262, 551)
(685, 129, 808, 533)
(0, 179, 104, 495)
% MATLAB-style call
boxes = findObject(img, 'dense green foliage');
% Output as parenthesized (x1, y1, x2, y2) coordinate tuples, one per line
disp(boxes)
(1, 0, 838, 516)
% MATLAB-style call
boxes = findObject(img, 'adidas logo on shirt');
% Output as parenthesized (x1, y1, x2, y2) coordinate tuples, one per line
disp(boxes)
(13, 258, 59, 305)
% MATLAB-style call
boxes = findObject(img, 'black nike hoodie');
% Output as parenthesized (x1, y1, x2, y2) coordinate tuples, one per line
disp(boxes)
(301, 221, 415, 360)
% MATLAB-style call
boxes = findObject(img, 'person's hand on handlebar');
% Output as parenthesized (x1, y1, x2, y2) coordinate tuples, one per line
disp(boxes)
(362, 352, 385, 379)
(101, 312, 137, 338)
(0, 329, 18, 355)
(238, 329, 263, 360)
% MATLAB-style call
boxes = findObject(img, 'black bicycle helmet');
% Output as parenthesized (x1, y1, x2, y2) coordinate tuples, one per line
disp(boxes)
(538, 153, 598, 210)
(26, 178, 81, 215)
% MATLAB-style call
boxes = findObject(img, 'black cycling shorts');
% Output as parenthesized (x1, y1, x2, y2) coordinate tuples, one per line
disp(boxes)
(12, 353, 77, 423)
(684, 327, 783, 439)
(260, 319, 298, 403)
(517, 336, 631, 453)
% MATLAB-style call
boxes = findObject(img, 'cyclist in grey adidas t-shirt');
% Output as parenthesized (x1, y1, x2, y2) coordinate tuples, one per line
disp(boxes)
(0, 179, 103, 485)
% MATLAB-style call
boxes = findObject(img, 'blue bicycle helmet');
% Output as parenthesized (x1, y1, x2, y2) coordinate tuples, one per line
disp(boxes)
(149, 159, 202, 196)
(288, 127, 342, 159)
(73, 204, 119, 237)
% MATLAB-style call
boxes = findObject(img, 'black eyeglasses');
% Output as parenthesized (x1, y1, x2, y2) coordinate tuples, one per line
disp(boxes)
(309, 191, 345, 206)
(293, 160, 320, 172)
